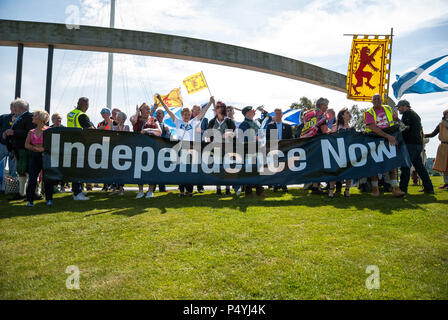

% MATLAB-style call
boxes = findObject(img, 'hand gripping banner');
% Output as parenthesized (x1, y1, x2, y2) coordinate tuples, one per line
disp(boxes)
(43, 127, 411, 185)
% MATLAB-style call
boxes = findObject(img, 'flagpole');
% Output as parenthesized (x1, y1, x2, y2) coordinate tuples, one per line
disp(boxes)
(201, 70, 213, 97)
(386, 27, 394, 105)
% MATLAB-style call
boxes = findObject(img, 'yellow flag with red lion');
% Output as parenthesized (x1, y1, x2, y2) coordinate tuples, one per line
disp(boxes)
(183, 72, 208, 94)
(346, 35, 392, 101)
(154, 88, 183, 107)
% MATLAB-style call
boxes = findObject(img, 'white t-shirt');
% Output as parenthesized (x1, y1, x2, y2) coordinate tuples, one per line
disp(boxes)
(174, 117, 200, 141)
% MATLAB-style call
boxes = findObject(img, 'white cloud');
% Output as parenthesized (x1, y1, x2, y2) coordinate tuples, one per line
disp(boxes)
(248, 0, 448, 59)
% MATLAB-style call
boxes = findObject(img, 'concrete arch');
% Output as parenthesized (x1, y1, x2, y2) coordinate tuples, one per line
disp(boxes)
(0, 19, 348, 92)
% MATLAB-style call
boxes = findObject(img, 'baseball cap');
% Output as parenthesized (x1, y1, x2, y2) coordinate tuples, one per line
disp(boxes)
(242, 106, 253, 116)
(396, 100, 410, 108)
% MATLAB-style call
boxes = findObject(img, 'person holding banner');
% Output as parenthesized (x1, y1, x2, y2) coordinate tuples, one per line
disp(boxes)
(300, 97, 329, 195)
(67, 97, 94, 200)
(326, 109, 337, 133)
(97, 108, 114, 192)
(131, 103, 162, 199)
(226, 106, 240, 129)
(363, 94, 405, 197)
(328, 108, 354, 198)
(239, 106, 266, 198)
(154, 108, 171, 139)
(266, 108, 292, 193)
(207, 101, 236, 195)
(396, 100, 434, 195)
(24, 110, 55, 206)
(191, 104, 208, 193)
(111, 112, 130, 196)
(97, 108, 114, 130)
(153, 107, 171, 193)
(156, 94, 215, 197)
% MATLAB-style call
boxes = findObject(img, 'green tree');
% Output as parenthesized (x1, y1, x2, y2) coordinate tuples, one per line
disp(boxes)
(349, 104, 368, 131)
(290, 96, 313, 111)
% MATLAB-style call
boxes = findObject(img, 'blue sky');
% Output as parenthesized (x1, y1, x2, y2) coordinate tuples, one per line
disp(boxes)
(0, 0, 447, 156)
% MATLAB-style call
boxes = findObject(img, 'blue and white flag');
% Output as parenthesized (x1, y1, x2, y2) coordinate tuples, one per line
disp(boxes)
(267, 109, 302, 126)
(392, 54, 448, 99)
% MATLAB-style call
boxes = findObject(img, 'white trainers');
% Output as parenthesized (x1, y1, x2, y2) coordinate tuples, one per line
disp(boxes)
(235, 189, 242, 196)
(145, 191, 154, 198)
(136, 192, 144, 199)
(73, 193, 90, 200)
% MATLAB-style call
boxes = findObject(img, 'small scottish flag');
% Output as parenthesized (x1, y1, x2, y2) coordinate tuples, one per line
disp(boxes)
(392, 54, 448, 99)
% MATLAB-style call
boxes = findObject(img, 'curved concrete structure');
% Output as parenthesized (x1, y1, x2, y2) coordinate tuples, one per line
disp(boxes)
(0, 19, 347, 92)
(0, 19, 395, 106)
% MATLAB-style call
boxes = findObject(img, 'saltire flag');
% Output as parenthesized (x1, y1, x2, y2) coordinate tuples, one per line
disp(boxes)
(392, 54, 448, 99)
(183, 72, 208, 94)
(346, 35, 392, 101)
(267, 109, 302, 126)
(154, 88, 183, 107)
(160, 107, 183, 138)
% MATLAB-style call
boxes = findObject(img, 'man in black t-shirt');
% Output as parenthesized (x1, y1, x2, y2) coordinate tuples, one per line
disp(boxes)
(397, 100, 434, 194)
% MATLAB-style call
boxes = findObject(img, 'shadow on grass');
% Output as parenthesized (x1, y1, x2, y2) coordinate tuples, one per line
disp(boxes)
(1, 187, 445, 219)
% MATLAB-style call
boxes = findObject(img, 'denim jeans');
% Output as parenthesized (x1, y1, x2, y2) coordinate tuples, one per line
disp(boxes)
(400, 144, 434, 193)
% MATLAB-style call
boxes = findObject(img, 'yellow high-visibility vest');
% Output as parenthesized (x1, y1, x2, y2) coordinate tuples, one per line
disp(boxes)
(67, 108, 89, 128)
(364, 105, 395, 132)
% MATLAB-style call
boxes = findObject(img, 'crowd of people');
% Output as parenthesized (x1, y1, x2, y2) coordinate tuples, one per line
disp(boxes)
(1, 93, 447, 207)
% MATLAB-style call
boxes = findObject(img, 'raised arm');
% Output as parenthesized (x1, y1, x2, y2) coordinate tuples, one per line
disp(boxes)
(150, 102, 158, 117)
(196, 96, 215, 121)
(155, 94, 176, 122)
(130, 104, 140, 126)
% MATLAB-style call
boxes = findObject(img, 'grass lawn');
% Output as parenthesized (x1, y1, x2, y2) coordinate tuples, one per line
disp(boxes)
(0, 177, 447, 300)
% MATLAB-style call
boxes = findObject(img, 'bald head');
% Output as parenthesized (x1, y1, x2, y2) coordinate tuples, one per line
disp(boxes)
(372, 94, 382, 108)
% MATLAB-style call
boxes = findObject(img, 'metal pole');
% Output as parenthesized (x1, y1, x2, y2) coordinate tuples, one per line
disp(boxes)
(106, 0, 115, 109)
(15, 43, 24, 99)
(45, 45, 54, 114)
(386, 27, 394, 104)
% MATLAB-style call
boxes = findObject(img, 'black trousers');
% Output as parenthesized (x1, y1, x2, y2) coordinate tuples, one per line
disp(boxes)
(399, 144, 433, 193)
(179, 185, 193, 193)
(72, 182, 82, 196)
(245, 186, 264, 195)
(26, 151, 54, 202)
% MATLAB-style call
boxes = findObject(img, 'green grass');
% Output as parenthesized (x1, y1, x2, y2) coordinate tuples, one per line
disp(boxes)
(1, 177, 447, 300)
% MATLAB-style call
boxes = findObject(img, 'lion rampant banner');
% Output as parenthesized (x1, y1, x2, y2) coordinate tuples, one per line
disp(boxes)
(183, 71, 208, 95)
(154, 88, 183, 107)
(346, 35, 392, 101)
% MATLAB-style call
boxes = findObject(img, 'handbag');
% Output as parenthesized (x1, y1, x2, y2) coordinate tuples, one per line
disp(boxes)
(5, 175, 19, 194)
